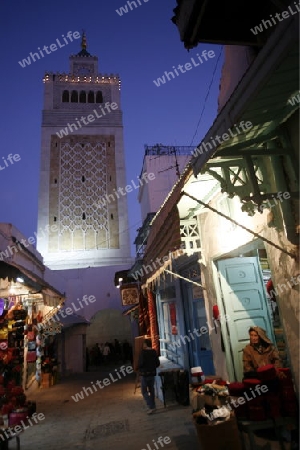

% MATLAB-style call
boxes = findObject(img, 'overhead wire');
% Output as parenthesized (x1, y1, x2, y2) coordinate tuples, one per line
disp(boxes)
(189, 46, 223, 147)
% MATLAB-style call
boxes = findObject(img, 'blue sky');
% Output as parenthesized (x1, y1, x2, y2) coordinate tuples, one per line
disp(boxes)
(0, 0, 224, 256)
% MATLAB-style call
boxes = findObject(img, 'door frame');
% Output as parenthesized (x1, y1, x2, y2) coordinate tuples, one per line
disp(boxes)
(212, 259, 236, 380)
(212, 245, 275, 381)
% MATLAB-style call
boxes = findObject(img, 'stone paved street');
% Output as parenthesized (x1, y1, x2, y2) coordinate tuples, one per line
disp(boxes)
(18, 364, 199, 450)
(12, 364, 295, 450)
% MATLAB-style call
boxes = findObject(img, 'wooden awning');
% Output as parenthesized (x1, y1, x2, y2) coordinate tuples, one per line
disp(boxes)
(143, 166, 193, 275)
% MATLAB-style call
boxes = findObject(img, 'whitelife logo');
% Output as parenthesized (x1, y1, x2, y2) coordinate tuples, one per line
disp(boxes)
(192, 121, 253, 158)
(0, 413, 45, 442)
(95, 172, 155, 209)
(288, 91, 300, 106)
(18, 31, 80, 68)
(153, 50, 215, 87)
(0, 224, 57, 261)
(56, 102, 118, 138)
(0, 153, 21, 172)
(71, 365, 134, 402)
(140, 436, 171, 450)
(250, 2, 300, 35)
(116, 0, 150, 16)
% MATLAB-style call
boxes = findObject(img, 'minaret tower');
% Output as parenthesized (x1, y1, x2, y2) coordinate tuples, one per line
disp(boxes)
(37, 33, 132, 269)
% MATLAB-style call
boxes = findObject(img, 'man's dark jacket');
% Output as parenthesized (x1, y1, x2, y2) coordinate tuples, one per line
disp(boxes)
(138, 348, 160, 376)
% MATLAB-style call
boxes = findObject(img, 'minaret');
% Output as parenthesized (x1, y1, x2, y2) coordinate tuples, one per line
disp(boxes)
(37, 33, 132, 269)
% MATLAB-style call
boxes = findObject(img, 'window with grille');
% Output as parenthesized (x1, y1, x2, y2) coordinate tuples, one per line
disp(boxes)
(180, 219, 201, 254)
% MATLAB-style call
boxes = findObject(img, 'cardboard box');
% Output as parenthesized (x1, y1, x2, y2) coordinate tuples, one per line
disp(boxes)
(193, 414, 243, 450)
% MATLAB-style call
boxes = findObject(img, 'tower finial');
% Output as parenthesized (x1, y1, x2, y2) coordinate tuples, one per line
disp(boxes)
(81, 30, 87, 50)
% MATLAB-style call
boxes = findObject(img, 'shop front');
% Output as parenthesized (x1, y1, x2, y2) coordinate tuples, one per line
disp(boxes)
(0, 223, 65, 434)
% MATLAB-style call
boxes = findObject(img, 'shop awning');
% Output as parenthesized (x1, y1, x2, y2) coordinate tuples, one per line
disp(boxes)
(143, 165, 193, 271)
(190, 14, 299, 175)
(56, 311, 90, 329)
(0, 261, 64, 302)
(171, 0, 293, 48)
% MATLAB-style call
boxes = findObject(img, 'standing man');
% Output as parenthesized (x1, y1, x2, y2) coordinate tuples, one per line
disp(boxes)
(138, 338, 160, 414)
(102, 342, 111, 363)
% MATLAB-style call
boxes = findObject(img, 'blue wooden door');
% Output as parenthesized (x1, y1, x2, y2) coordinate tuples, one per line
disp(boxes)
(191, 298, 215, 375)
(217, 257, 274, 381)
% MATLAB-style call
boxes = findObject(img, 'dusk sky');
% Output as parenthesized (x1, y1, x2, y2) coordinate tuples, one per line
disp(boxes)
(0, 0, 224, 256)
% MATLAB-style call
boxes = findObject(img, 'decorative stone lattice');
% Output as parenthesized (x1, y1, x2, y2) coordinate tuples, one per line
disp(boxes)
(48, 135, 120, 252)
(59, 142, 108, 233)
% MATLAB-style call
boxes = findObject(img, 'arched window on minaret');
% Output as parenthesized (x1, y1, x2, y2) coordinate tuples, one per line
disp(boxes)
(88, 91, 95, 103)
(71, 90, 78, 103)
(79, 91, 86, 103)
(96, 91, 103, 103)
(62, 90, 69, 102)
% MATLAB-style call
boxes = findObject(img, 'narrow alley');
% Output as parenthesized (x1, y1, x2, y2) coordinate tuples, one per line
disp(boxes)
(18, 364, 198, 450)
(6, 363, 294, 450)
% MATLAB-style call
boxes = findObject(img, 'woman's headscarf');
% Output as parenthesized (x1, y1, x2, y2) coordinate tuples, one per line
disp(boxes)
(249, 326, 272, 345)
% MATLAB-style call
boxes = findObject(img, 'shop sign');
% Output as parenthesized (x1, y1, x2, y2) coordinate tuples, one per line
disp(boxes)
(120, 284, 139, 307)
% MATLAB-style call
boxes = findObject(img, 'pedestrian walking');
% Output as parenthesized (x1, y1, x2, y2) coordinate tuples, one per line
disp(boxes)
(137, 338, 160, 414)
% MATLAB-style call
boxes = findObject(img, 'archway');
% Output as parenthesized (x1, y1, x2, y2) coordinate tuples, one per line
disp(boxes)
(86, 308, 132, 348)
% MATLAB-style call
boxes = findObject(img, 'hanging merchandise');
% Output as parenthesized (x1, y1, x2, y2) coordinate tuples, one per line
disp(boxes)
(0, 299, 5, 316)
(0, 328, 8, 340)
(0, 340, 8, 350)
(27, 330, 35, 341)
(36, 333, 44, 346)
(169, 303, 178, 335)
(26, 351, 36, 362)
(42, 322, 63, 336)
(36, 346, 44, 358)
(28, 341, 36, 351)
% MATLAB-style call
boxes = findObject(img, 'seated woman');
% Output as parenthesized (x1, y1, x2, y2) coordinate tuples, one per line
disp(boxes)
(242, 326, 282, 379)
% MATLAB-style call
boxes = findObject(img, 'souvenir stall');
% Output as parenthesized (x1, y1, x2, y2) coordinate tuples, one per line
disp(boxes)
(0, 291, 64, 435)
(22, 297, 63, 390)
(0, 276, 64, 438)
(190, 367, 299, 450)
(0, 295, 37, 432)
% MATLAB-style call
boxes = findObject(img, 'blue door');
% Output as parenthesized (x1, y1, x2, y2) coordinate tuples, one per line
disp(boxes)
(191, 297, 215, 375)
(216, 257, 274, 381)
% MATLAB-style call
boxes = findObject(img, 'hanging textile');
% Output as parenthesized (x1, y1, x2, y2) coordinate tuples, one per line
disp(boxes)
(138, 291, 148, 336)
(147, 289, 160, 356)
(169, 303, 178, 335)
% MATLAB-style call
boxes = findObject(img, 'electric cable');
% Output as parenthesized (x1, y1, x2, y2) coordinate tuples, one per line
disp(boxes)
(189, 46, 223, 147)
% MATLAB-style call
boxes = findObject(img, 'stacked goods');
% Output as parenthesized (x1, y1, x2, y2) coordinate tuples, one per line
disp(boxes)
(193, 408, 242, 450)
(226, 366, 299, 421)
(0, 305, 27, 388)
(0, 380, 36, 427)
(0, 299, 38, 427)
(243, 379, 267, 421)
(226, 382, 248, 419)
(277, 368, 299, 417)
(196, 382, 229, 407)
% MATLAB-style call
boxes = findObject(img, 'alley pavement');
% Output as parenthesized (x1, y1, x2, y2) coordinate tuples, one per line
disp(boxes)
(16, 363, 296, 450)
(19, 363, 199, 450)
